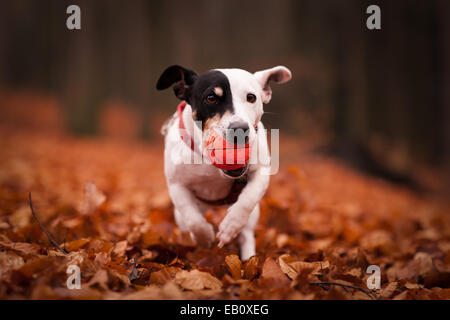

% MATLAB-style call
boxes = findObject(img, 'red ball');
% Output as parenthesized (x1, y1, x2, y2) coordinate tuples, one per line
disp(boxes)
(205, 131, 251, 170)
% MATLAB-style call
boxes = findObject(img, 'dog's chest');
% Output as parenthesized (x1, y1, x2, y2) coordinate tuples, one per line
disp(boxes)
(188, 170, 233, 201)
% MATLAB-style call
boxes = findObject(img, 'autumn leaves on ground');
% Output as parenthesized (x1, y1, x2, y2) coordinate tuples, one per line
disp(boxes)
(0, 92, 449, 300)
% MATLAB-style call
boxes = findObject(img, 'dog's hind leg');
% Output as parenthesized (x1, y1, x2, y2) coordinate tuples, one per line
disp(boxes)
(238, 204, 259, 261)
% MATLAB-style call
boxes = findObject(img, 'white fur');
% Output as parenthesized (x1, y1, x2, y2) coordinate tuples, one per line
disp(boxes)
(162, 66, 291, 260)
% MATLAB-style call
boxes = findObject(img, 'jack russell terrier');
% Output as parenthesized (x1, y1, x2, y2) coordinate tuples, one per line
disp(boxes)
(157, 65, 292, 260)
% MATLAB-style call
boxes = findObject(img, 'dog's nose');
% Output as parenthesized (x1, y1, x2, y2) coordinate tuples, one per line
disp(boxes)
(225, 121, 250, 144)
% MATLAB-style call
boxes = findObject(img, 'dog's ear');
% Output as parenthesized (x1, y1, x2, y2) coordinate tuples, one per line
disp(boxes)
(156, 65, 198, 100)
(254, 66, 291, 104)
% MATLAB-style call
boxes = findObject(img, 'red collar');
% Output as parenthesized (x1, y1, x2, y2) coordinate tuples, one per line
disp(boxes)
(177, 101, 196, 152)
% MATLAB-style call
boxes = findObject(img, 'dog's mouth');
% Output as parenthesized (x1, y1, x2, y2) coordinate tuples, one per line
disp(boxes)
(221, 164, 249, 178)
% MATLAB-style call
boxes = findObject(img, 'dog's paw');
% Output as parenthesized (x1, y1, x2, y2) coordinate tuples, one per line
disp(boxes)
(217, 214, 247, 248)
(189, 221, 215, 248)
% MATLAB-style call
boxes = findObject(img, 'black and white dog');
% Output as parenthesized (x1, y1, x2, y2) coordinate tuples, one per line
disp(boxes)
(157, 65, 291, 260)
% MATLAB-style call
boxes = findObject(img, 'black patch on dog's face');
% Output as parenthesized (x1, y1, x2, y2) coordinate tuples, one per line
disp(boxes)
(185, 70, 233, 129)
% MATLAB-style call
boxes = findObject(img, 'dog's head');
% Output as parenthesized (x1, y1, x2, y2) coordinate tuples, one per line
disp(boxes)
(157, 65, 291, 176)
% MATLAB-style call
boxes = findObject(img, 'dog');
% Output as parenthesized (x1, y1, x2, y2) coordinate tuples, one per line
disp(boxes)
(157, 65, 291, 260)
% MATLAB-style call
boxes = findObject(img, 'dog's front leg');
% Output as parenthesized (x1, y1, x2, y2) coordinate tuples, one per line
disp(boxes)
(168, 183, 215, 247)
(238, 204, 259, 260)
(217, 170, 269, 248)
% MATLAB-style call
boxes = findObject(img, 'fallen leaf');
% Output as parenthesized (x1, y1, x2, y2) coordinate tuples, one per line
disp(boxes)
(279, 254, 329, 280)
(0, 251, 25, 276)
(225, 254, 241, 280)
(87, 269, 109, 291)
(0, 241, 40, 255)
(380, 281, 398, 299)
(276, 233, 290, 248)
(81, 182, 106, 216)
(175, 269, 222, 290)
(63, 238, 90, 252)
(8, 206, 31, 229)
(243, 256, 259, 280)
(112, 240, 128, 257)
(261, 257, 290, 286)
(149, 267, 181, 285)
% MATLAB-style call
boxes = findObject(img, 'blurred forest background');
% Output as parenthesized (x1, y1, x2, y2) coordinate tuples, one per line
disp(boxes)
(0, 0, 449, 193)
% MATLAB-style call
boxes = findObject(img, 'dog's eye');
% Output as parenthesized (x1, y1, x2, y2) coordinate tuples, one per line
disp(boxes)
(247, 93, 256, 103)
(205, 94, 217, 104)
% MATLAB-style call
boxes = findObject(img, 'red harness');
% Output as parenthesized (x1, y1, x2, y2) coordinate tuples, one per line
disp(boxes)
(176, 100, 247, 205)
